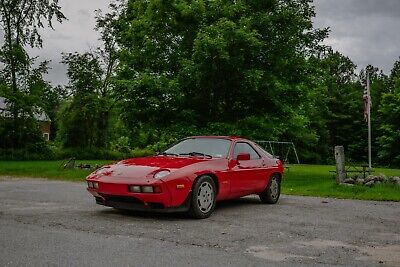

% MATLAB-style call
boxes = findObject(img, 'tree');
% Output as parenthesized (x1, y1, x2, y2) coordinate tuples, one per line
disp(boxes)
(0, 0, 66, 148)
(114, 0, 203, 131)
(58, 2, 123, 149)
(378, 58, 400, 166)
(58, 52, 104, 148)
(0, 60, 52, 156)
(112, 0, 328, 149)
(93, 1, 125, 147)
(358, 65, 389, 164)
(319, 50, 365, 161)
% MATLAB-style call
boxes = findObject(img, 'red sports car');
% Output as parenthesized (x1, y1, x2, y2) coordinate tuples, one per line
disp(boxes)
(86, 136, 284, 218)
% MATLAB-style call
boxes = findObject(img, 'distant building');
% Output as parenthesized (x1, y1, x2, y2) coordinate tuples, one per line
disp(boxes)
(0, 97, 51, 141)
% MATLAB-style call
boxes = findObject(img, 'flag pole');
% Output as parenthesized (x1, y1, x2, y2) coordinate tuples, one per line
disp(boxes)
(367, 71, 372, 172)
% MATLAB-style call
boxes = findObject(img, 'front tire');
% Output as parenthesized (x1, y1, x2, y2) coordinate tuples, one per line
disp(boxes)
(189, 175, 217, 219)
(259, 174, 281, 204)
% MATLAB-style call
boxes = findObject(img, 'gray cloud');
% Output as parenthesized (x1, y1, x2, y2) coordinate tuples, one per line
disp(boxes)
(5, 0, 399, 85)
(28, 0, 110, 85)
(315, 0, 400, 19)
(313, 0, 400, 74)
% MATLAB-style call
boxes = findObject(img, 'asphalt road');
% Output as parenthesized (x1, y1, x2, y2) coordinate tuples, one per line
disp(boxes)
(0, 178, 399, 267)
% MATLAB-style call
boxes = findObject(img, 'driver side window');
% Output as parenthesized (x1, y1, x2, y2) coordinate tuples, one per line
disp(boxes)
(233, 142, 261, 160)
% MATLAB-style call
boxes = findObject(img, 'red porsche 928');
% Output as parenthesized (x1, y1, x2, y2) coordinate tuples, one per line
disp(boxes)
(86, 136, 284, 219)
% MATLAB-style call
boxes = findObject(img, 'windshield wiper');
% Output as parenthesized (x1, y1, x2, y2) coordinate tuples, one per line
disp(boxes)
(158, 152, 179, 156)
(179, 152, 213, 159)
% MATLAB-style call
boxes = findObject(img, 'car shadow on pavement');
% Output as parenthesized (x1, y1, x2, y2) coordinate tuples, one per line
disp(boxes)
(95, 196, 264, 220)
(215, 196, 262, 211)
(97, 208, 190, 221)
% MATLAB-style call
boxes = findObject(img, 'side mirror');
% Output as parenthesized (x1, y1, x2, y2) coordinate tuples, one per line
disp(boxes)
(237, 153, 251, 162)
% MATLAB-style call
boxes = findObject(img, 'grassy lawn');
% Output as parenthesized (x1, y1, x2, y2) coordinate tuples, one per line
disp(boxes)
(283, 164, 400, 201)
(0, 160, 112, 182)
(0, 161, 399, 201)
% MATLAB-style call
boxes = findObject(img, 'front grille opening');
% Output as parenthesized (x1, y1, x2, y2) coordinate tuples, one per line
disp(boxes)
(100, 194, 143, 204)
(148, 203, 165, 209)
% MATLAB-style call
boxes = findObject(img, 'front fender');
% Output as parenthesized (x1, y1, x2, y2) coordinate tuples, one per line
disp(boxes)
(162, 176, 193, 207)
(161, 159, 230, 204)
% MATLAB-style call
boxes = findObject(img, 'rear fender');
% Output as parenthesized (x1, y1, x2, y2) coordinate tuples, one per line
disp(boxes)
(262, 171, 282, 191)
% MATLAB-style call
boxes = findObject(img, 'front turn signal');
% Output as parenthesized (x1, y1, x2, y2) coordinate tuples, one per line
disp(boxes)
(176, 184, 185, 189)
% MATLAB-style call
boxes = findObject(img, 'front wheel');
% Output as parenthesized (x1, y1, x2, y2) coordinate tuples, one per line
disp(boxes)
(189, 175, 217, 219)
(259, 174, 281, 204)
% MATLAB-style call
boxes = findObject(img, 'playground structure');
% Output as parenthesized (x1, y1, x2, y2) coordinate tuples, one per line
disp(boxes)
(255, 141, 300, 164)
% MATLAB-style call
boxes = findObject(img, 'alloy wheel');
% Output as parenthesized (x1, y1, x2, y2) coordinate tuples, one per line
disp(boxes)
(197, 181, 214, 213)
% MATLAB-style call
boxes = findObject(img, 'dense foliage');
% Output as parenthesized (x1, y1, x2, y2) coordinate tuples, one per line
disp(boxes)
(0, 0, 65, 157)
(113, 0, 328, 154)
(0, 0, 399, 166)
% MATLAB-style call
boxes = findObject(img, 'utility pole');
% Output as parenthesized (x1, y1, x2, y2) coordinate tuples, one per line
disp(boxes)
(367, 71, 372, 172)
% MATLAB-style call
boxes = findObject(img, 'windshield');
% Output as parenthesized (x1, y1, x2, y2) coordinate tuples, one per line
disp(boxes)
(164, 138, 232, 158)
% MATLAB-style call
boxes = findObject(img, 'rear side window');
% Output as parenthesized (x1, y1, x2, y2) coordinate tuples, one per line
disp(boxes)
(256, 145, 274, 158)
(233, 142, 261, 160)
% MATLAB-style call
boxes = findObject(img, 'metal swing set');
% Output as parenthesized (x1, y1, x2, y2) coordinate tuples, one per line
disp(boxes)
(255, 140, 300, 164)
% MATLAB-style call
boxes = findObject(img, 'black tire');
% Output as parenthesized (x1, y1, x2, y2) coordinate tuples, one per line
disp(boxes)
(189, 175, 217, 219)
(259, 174, 281, 204)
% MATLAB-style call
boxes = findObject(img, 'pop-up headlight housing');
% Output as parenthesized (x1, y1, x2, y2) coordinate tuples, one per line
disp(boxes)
(153, 170, 170, 180)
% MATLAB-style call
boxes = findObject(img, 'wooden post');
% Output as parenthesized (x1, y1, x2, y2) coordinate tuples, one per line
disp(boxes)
(335, 146, 346, 184)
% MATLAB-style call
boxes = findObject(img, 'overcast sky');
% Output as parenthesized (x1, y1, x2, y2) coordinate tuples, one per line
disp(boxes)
(29, 0, 110, 86)
(314, 0, 400, 76)
(29, 0, 400, 86)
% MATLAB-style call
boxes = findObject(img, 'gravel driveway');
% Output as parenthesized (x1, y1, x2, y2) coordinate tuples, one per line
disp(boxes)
(0, 177, 399, 266)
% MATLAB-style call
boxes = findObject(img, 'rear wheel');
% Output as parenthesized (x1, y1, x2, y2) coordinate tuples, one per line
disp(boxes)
(189, 175, 216, 219)
(259, 174, 281, 204)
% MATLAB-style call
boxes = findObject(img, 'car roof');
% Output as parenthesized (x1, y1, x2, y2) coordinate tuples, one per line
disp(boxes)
(187, 136, 249, 141)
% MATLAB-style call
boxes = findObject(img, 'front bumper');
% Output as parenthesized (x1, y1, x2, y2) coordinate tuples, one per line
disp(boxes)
(93, 192, 192, 213)
(86, 178, 192, 212)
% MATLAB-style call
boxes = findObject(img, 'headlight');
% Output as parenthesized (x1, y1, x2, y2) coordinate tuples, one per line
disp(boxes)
(87, 182, 98, 189)
(141, 186, 154, 193)
(128, 185, 162, 193)
(129, 185, 141, 193)
(154, 170, 170, 179)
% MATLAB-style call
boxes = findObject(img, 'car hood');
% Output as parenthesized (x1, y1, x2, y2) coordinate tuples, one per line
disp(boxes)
(91, 156, 209, 180)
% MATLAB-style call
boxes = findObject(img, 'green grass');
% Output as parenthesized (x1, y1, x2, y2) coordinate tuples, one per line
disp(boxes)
(0, 160, 112, 182)
(282, 164, 400, 201)
(0, 161, 399, 201)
